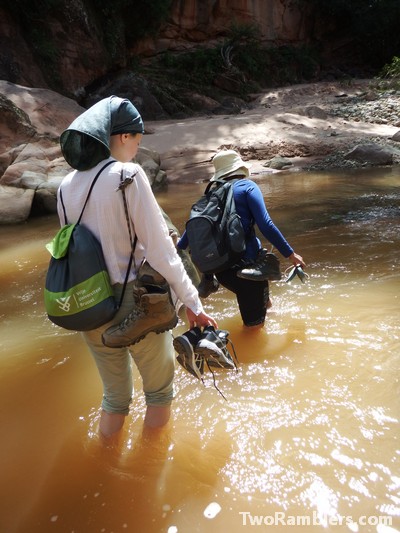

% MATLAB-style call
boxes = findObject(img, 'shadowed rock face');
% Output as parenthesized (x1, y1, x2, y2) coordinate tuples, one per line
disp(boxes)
(0, 94, 36, 177)
(135, 0, 309, 55)
(0, 1, 311, 95)
(169, 0, 307, 41)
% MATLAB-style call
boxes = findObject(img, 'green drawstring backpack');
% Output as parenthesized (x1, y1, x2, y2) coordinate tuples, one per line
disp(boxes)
(44, 161, 134, 331)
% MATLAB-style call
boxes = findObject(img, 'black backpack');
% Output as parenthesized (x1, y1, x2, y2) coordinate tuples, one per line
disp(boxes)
(185, 179, 246, 274)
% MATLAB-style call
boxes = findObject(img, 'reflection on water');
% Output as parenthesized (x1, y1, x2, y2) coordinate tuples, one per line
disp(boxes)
(0, 167, 399, 533)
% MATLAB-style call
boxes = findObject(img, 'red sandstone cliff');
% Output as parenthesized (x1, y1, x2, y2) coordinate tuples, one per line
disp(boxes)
(0, 1, 313, 95)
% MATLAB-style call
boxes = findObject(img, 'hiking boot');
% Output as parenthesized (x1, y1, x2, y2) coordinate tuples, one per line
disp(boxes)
(102, 285, 178, 348)
(173, 327, 204, 380)
(197, 274, 219, 298)
(237, 249, 281, 281)
(196, 326, 237, 369)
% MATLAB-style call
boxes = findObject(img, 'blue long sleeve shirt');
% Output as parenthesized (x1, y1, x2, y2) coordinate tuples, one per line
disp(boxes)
(178, 178, 293, 261)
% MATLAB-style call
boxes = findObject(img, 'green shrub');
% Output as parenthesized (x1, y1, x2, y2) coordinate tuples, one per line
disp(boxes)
(380, 56, 400, 80)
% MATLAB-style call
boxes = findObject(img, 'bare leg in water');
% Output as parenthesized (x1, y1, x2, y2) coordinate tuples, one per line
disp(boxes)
(99, 405, 171, 439)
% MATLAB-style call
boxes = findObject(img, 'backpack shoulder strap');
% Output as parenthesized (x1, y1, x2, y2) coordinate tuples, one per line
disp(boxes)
(204, 177, 241, 195)
(119, 166, 138, 308)
(59, 188, 68, 225)
(77, 160, 115, 224)
(59, 160, 115, 226)
(204, 178, 226, 194)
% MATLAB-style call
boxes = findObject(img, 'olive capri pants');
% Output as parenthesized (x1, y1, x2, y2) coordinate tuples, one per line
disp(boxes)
(82, 281, 175, 415)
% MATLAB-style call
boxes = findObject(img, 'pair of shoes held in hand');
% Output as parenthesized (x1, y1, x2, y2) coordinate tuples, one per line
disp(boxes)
(173, 325, 238, 381)
(284, 264, 309, 284)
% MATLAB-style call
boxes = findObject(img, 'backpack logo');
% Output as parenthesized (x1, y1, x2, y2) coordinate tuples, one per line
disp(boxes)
(56, 296, 71, 312)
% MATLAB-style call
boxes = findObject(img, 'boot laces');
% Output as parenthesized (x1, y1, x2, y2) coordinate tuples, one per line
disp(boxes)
(205, 360, 227, 401)
(119, 305, 144, 331)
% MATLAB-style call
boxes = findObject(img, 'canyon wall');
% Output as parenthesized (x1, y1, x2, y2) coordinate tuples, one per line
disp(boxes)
(0, 0, 312, 95)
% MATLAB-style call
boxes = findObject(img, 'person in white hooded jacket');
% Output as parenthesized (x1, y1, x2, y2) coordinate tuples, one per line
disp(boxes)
(59, 96, 217, 439)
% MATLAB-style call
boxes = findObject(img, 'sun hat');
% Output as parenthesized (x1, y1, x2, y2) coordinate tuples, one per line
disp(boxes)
(210, 149, 252, 182)
(60, 96, 144, 171)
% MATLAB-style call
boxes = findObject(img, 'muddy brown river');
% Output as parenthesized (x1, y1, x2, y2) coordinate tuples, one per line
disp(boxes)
(0, 167, 399, 533)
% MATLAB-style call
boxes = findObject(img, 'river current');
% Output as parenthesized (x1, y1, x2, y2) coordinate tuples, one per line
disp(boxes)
(0, 167, 399, 533)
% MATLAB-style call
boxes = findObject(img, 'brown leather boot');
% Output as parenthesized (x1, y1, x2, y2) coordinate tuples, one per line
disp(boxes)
(102, 284, 177, 348)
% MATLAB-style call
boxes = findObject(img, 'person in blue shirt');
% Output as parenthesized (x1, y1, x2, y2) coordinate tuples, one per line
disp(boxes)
(178, 149, 306, 329)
